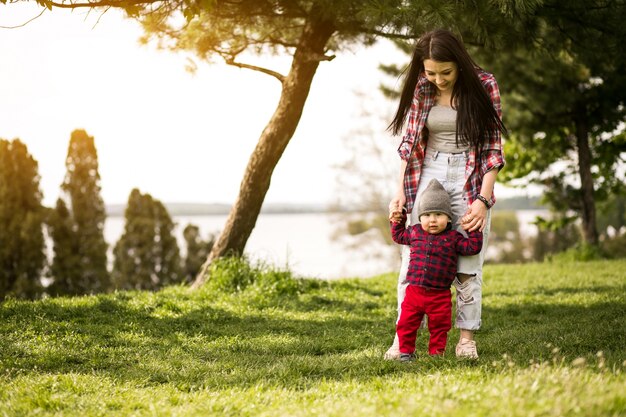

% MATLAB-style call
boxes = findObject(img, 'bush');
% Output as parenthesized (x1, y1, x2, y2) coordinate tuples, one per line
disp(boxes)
(206, 256, 302, 299)
(546, 243, 605, 263)
(206, 256, 258, 292)
(601, 233, 626, 259)
(254, 268, 300, 296)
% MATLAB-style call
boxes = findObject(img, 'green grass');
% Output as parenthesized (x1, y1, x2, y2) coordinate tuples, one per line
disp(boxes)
(1, 259, 625, 416)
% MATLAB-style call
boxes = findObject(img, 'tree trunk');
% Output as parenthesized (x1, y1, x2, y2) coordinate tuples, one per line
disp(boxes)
(192, 17, 335, 288)
(574, 108, 599, 245)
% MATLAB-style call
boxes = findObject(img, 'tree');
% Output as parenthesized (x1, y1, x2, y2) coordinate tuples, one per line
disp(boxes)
(0, 139, 46, 299)
(8, 0, 538, 287)
(597, 191, 626, 240)
(182, 224, 215, 283)
(531, 215, 580, 260)
(479, 1, 626, 247)
(376, 1, 626, 249)
(47, 198, 82, 295)
(152, 199, 182, 287)
(112, 189, 182, 290)
(48, 129, 110, 295)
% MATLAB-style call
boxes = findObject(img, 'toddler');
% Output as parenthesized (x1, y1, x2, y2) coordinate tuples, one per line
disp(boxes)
(390, 179, 483, 360)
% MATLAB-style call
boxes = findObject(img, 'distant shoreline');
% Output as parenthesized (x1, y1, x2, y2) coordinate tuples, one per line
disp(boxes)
(105, 196, 544, 217)
(105, 202, 334, 217)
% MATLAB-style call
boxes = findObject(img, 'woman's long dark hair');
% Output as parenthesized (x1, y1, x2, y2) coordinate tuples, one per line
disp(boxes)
(388, 29, 507, 148)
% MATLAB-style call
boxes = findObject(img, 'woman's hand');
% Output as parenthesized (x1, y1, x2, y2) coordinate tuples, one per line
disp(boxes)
(388, 191, 406, 222)
(461, 199, 488, 232)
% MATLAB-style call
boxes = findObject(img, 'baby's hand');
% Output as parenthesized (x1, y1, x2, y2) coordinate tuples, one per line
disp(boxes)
(389, 209, 404, 224)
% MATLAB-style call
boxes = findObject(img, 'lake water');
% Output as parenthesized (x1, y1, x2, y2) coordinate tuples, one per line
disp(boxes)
(104, 213, 400, 280)
(104, 210, 548, 280)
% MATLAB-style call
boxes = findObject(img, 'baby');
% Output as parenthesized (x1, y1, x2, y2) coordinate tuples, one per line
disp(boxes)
(390, 179, 483, 360)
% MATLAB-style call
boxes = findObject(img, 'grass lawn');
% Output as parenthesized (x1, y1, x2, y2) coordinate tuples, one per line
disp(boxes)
(1, 259, 625, 416)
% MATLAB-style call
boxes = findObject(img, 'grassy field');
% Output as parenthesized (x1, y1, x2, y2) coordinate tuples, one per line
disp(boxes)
(1, 258, 625, 416)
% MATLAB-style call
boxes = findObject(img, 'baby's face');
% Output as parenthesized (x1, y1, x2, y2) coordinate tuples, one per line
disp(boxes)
(419, 212, 449, 234)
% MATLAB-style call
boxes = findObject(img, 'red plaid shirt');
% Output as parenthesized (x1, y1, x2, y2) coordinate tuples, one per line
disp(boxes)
(397, 70, 505, 213)
(391, 217, 483, 289)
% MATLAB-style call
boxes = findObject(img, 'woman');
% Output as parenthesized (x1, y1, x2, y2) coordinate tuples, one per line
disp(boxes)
(386, 29, 507, 359)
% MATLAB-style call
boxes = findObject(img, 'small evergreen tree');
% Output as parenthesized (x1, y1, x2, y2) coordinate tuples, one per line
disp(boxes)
(0, 139, 46, 299)
(113, 189, 182, 291)
(152, 200, 182, 287)
(112, 189, 154, 290)
(182, 224, 215, 284)
(47, 199, 81, 295)
(48, 129, 109, 295)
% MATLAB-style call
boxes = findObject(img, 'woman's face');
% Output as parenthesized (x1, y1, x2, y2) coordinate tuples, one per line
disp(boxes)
(423, 59, 458, 94)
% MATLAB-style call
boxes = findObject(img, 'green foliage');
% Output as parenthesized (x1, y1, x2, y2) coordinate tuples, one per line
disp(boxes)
(488, 209, 621, 263)
(597, 192, 626, 240)
(47, 199, 81, 295)
(531, 215, 581, 261)
(205, 255, 256, 292)
(601, 233, 626, 259)
(0, 260, 625, 416)
(48, 130, 109, 295)
(152, 200, 182, 286)
(253, 267, 302, 298)
(182, 224, 215, 283)
(206, 256, 302, 302)
(112, 189, 156, 290)
(140, 0, 501, 62)
(0, 139, 45, 300)
(485, 210, 586, 263)
(477, 2, 626, 244)
(547, 243, 605, 263)
(112, 189, 182, 291)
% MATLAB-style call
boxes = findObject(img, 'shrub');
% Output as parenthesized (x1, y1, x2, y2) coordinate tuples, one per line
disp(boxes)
(207, 256, 257, 292)
(206, 256, 302, 299)
(546, 243, 605, 263)
(254, 267, 300, 297)
(601, 233, 626, 259)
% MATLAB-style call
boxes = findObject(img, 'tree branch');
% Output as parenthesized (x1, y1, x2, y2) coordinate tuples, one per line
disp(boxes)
(356, 27, 419, 40)
(300, 51, 335, 63)
(0, 6, 46, 28)
(36, 0, 161, 9)
(223, 57, 285, 83)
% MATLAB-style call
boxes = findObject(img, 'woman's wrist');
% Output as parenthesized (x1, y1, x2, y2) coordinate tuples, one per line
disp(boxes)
(476, 194, 492, 209)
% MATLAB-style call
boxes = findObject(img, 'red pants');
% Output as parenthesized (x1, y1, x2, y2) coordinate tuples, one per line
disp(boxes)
(397, 285, 452, 355)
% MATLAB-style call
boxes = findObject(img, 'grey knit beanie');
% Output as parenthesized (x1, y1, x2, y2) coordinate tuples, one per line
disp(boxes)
(417, 179, 453, 220)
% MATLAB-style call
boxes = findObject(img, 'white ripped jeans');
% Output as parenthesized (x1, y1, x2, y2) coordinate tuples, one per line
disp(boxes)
(397, 148, 490, 331)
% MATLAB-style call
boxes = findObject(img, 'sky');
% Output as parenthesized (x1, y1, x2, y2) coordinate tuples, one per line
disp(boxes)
(1, 3, 410, 208)
(0, 3, 525, 208)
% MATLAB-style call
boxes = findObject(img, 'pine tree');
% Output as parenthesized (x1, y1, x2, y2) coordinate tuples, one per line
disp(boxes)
(182, 224, 215, 284)
(49, 129, 110, 295)
(113, 189, 182, 291)
(47, 198, 82, 295)
(112, 189, 154, 290)
(152, 200, 182, 287)
(477, 2, 626, 246)
(0, 139, 46, 299)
